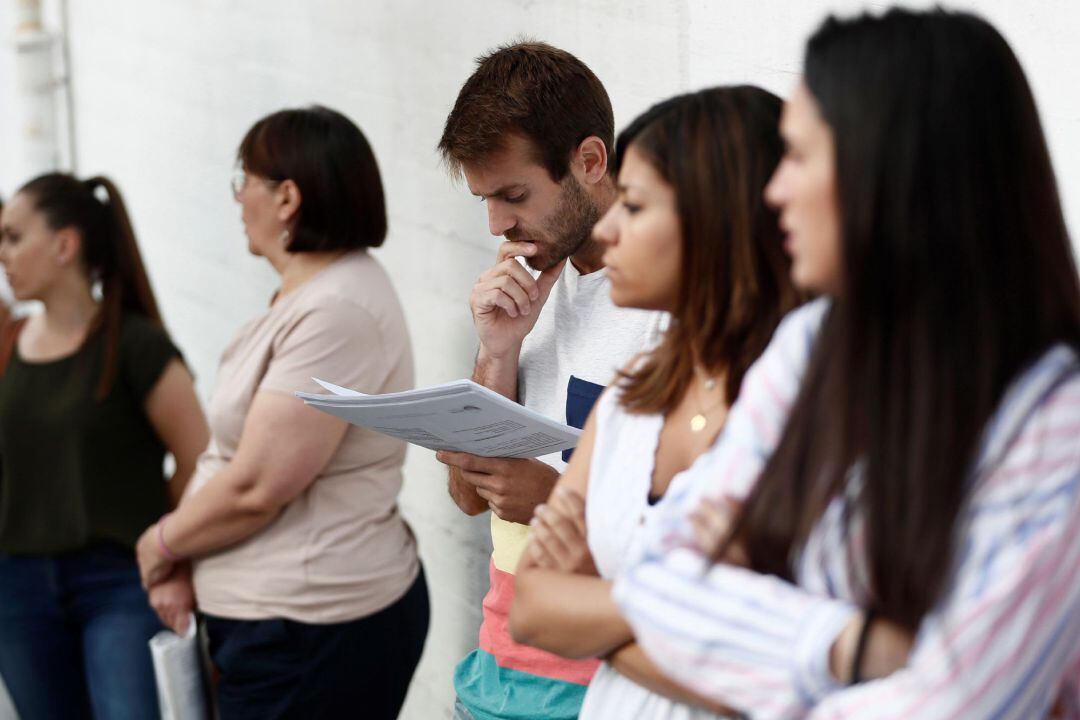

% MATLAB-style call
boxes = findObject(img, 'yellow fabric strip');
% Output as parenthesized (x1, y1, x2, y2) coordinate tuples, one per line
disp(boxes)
(490, 514, 531, 574)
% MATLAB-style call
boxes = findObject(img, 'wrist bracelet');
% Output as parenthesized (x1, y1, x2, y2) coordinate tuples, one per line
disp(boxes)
(850, 608, 877, 685)
(156, 513, 183, 562)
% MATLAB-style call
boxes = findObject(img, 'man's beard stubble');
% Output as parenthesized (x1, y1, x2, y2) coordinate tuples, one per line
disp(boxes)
(512, 176, 601, 272)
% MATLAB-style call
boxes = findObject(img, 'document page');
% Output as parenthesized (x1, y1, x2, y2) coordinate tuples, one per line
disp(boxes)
(296, 379, 580, 458)
(149, 614, 210, 720)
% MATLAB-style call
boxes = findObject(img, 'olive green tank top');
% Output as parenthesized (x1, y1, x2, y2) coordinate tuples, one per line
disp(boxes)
(0, 313, 180, 554)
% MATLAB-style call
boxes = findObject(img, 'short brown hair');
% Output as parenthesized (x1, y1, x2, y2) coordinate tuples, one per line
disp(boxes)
(438, 40, 614, 181)
(239, 105, 387, 252)
(616, 87, 804, 414)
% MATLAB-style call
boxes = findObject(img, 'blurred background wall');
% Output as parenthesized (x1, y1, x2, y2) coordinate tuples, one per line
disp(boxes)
(0, 1, 1077, 717)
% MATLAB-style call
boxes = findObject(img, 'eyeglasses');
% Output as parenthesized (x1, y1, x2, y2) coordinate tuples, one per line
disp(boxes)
(230, 168, 280, 198)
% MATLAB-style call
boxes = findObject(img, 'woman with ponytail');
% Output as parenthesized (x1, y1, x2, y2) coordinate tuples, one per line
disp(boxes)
(0, 173, 208, 719)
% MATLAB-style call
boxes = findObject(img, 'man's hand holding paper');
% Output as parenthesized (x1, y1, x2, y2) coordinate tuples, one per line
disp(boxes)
(436, 451, 559, 525)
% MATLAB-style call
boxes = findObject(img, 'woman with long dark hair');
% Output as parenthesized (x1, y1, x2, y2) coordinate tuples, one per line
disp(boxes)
(509, 86, 802, 719)
(0, 174, 208, 718)
(614, 8, 1080, 719)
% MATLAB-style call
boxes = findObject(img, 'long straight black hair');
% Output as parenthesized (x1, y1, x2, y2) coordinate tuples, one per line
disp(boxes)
(18, 173, 162, 400)
(729, 8, 1080, 630)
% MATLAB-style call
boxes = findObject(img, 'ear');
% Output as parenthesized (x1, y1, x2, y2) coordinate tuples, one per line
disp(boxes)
(275, 179, 303, 224)
(54, 226, 82, 266)
(574, 136, 609, 187)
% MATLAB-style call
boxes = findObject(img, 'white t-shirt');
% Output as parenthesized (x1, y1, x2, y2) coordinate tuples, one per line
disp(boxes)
(580, 387, 731, 720)
(487, 259, 665, 594)
(519, 261, 665, 470)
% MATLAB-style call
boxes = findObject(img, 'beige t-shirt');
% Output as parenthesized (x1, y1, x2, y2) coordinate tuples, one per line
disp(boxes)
(189, 250, 418, 624)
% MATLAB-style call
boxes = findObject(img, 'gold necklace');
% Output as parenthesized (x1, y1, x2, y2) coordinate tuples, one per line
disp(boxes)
(690, 369, 724, 433)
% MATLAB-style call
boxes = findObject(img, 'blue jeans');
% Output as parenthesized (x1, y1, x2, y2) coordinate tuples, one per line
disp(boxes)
(0, 543, 163, 720)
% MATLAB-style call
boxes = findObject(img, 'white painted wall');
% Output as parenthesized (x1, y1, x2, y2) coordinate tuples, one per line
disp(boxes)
(0, 1, 1078, 718)
(0, 2, 15, 199)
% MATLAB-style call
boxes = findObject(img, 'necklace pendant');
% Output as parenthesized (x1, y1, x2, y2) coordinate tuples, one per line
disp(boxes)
(690, 414, 708, 432)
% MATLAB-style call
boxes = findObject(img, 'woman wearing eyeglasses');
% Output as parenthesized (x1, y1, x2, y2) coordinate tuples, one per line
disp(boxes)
(135, 106, 429, 719)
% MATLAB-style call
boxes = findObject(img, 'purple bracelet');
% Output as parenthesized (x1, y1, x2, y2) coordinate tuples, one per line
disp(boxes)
(156, 513, 183, 562)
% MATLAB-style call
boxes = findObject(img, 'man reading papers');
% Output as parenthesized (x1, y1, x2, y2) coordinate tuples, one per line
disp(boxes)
(434, 41, 664, 720)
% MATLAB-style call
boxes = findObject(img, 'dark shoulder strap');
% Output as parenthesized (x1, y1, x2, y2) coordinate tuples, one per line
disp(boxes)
(0, 317, 28, 377)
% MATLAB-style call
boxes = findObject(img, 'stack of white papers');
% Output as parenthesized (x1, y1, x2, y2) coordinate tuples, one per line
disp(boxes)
(296, 379, 581, 458)
(149, 614, 210, 720)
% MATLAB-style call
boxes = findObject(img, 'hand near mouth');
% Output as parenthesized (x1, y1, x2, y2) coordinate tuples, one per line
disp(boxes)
(470, 240, 565, 360)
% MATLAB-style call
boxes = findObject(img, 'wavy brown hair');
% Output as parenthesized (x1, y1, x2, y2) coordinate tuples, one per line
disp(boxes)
(616, 87, 802, 413)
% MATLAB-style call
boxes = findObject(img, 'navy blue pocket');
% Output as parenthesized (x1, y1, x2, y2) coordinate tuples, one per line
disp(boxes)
(563, 376, 606, 462)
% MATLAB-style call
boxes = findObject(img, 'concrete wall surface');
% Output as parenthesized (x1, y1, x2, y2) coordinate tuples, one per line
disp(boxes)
(1, 1, 1078, 718)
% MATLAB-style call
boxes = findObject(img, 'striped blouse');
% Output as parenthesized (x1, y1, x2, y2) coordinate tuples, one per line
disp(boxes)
(613, 299, 1080, 719)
